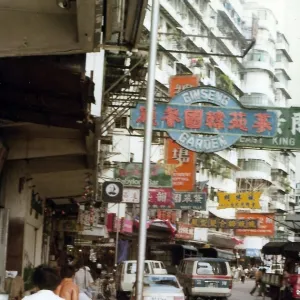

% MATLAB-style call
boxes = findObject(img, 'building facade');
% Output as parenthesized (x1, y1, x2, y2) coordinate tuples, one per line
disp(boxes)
(98, 0, 295, 257)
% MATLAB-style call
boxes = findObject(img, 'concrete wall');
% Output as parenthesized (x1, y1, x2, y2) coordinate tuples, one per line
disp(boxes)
(0, 160, 43, 274)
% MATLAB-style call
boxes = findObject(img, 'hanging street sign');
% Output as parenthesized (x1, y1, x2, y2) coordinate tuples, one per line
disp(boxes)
(114, 163, 172, 188)
(217, 191, 262, 209)
(130, 87, 278, 153)
(236, 107, 300, 150)
(173, 192, 207, 210)
(102, 181, 123, 203)
(191, 217, 258, 229)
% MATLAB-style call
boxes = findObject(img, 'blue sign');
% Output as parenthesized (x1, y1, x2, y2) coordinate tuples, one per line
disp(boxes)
(246, 249, 261, 257)
(130, 87, 278, 152)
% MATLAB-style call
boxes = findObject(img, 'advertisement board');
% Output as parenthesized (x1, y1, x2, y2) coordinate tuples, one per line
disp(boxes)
(175, 222, 194, 240)
(114, 163, 172, 187)
(148, 188, 174, 208)
(131, 87, 278, 153)
(173, 192, 207, 210)
(169, 75, 199, 97)
(217, 191, 262, 209)
(191, 217, 258, 229)
(165, 138, 196, 191)
(235, 213, 275, 236)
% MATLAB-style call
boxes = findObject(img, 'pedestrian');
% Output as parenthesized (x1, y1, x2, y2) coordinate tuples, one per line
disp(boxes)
(55, 266, 79, 300)
(240, 268, 246, 283)
(22, 265, 63, 300)
(250, 268, 265, 296)
(74, 261, 94, 298)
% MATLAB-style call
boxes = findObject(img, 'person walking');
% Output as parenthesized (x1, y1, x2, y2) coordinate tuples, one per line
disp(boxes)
(22, 265, 63, 300)
(74, 261, 94, 299)
(240, 268, 246, 283)
(55, 266, 79, 300)
(250, 268, 265, 296)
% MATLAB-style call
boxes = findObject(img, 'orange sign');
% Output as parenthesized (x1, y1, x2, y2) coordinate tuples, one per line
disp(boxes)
(164, 138, 196, 191)
(235, 213, 275, 237)
(169, 75, 199, 98)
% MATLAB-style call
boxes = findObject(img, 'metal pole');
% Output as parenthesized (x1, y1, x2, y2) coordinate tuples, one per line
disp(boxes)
(136, 1, 160, 300)
(114, 203, 121, 265)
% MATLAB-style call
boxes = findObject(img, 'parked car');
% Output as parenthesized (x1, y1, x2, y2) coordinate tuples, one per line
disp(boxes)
(177, 257, 232, 300)
(131, 274, 185, 300)
(115, 260, 167, 299)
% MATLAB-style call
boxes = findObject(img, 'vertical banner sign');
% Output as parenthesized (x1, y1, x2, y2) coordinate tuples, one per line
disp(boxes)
(165, 139, 196, 191)
(165, 75, 199, 191)
(169, 75, 199, 97)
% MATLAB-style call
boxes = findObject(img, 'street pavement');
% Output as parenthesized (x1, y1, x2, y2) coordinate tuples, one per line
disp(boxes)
(231, 279, 270, 300)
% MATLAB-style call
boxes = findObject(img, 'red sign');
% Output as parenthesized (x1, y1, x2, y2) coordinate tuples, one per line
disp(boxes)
(169, 75, 199, 97)
(149, 188, 174, 208)
(165, 139, 196, 191)
(235, 213, 275, 236)
(157, 210, 177, 223)
(175, 222, 194, 240)
(121, 218, 133, 234)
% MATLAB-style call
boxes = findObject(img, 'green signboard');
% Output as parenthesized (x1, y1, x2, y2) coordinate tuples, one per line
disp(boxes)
(114, 163, 172, 187)
(236, 108, 300, 150)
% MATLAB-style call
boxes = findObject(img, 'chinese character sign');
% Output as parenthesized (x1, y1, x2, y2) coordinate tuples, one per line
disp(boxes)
(122, 188, 140, 203)
(148, 188, 174, 208)
(237, 107, 300, 151)
(173, 192, 207, 210)
(130, 87, 278, 153)
(114, 163, 172, 187)
(235, 213, 275, 236)
(175, 222, 194, 240)
(157, 210, 177, 223)
(165, 139, 196, 191)
(191, 218, 258, 229)
(217, 191, 262, 209)
(169, 75, 199, 97)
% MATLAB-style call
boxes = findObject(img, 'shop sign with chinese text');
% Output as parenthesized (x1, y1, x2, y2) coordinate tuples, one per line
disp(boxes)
(217, 191, 262, 209)
(157, 210, 177, 223)
(149, 188, 174, 208)
(236, 107, 300, 150)
(169, 75, 199, 97)
(191, 217, 258, 229)
(174, 192, 207, 210)
(122, 188, 140, 203)
(175, 222, 194, 240)
(114, 163, 172, 187)
(235, 213, 275, 236)
(130, 87, 278, 153)
(164, 138, 196, 191)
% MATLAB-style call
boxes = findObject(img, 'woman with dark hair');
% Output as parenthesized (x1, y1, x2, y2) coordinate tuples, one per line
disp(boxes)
(55, 266, 79, 300)
(22, 266, 63, 300)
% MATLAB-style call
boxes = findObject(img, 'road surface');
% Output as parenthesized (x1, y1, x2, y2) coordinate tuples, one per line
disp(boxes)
(231, 279, 270, 300)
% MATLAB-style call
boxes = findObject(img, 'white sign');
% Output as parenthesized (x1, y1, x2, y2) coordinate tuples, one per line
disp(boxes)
(122, 188, 140, 203)
(105, 183, 120, 196)
(194, 228, 208, 242)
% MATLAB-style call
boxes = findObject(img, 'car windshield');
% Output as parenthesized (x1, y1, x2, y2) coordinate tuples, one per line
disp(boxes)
(127, 263, 150, 274)
(144, 276, 180, 288)
(196, 261, 228, 275)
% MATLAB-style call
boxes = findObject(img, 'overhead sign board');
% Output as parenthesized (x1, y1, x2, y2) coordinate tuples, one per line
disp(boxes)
(130, 87, 277, 153)
(191, 217, 258, 229)
(173, 192, 207, 210)
(217, 191, 262, 209)
(114, 163, 172, 187)
(165, 138, 196, 191)
(236, 107, 300, 150)
(102, 181, 123, 203)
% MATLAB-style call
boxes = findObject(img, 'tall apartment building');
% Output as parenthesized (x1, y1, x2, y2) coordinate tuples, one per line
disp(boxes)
(97, 0, 295, 250)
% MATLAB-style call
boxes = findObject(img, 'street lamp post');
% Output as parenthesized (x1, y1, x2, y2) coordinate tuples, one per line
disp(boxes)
(135, 1, 160, 300)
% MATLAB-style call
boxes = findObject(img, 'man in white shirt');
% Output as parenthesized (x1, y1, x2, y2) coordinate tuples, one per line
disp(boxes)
(74, 263, 94, 292)
(22, 266, 63, 300)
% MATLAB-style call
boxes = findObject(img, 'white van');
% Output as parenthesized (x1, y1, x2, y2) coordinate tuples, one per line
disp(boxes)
(116, 260, 167, 299)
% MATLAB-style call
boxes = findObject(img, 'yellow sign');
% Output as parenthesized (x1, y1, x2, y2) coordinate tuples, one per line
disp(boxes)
(217, 191, 262, 209)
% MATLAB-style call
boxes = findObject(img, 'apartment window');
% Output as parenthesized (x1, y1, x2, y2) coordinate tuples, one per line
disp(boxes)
(115, 116, 127, 129)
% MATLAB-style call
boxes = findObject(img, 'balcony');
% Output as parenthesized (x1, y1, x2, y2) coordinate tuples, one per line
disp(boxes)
(244, 50, 275, 75)
(277, 33, 292, 63)
(241, 93, 274, 107)
(270, 200, 288, 212)
(237, 159, 272, 182)
(272, 175, 291, 193)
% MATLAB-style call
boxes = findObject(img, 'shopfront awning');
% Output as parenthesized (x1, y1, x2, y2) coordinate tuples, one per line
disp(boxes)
(261, 242, 288, 255)
(198, 247, 235, 261)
